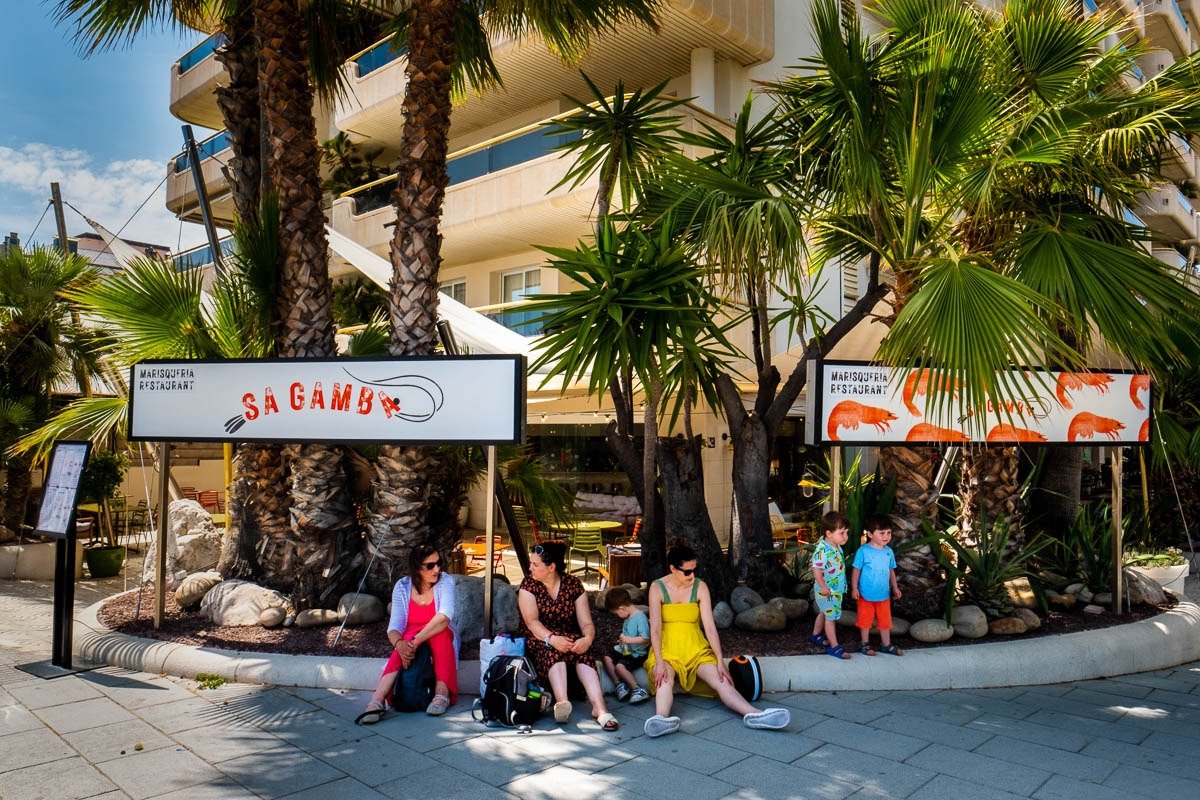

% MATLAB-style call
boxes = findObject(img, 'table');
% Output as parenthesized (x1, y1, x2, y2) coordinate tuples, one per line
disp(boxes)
(548, 519, 623, 542)
(607, 551, 643, 586)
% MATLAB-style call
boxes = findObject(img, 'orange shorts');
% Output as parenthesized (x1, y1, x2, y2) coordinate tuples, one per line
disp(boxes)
(856, 598, 892, 631)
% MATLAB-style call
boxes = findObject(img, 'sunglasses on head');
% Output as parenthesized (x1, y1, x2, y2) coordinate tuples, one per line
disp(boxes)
(421, 559, 441, 570)
(531, 545, 546, 555)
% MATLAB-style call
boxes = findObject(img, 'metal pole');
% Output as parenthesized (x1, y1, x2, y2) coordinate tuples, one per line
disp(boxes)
(830, 448, 843, 512)
(155, 442, 172, 628)
(50, 182, 91, 398)
(484, 445, 497, 639)
(182, 125, 225, 276)
(1112, 448, 1124, 615)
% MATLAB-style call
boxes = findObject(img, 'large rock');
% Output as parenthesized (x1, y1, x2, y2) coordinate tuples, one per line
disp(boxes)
(1093, 592, 1113, 607)
(454, 575, 519, 645)
(730, 586, 764, 614)
(910, 618, 954, 643)
(734, 603, 787, 632)
(1123, 567, 1167, 607)
(200, 580, 289, 627)
(1004, 577, 1038, 609)
(768, 597, 809, 620)
(295, 609, 340, 628)
(712, 601, 734, 630)
(174, 570, 223, 607)
(1012, 607, 1042, 631)
(259, 607, 286, 628)
(951, 605, 988, 639)
(1047, 593, 1077, 611)
(337, 592, 386, 626)
(177, 530, 222, 574)
(988, 617, 1027, 636)
(140, 499, 220, 589)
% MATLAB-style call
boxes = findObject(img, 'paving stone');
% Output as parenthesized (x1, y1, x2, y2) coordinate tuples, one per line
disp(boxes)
(711, 753, 859, 800)
(216, 687, 321, 726)
(313, 735, 438, 787)
(507, 729, 638, 773)
(0, 686, 15, 706)
(377, 766, 518, 800)
(804, 718, 931, 761)
(594, 755, 735, 800)
(858, 693, 983, 727)
(1071, 678, 1155, 699)
(1023, 694, 1127, 723)
(1079, 736, 1198, 780)
(950, 690, 1042, 720)
(905, 742, 1051, 797)
(96, 746, 225, 800)
(0, 725, 76, 771)
(906, 774, 1030, 800)
(217, 743, 347, 799)
(1103, 763, 1200, 800)
(973, 736, 1116, 781)
(795, 742, 936, 798)
(1144, 687, 1200, 710)
(781, 693, 891, 725)
(424, 731, 547, 786)
(171, 721, 288, 762)
(0, 703, 48, 736)
(873, 712, 992, 751)
(1034, 774, 1145, 800)
(133, 696, 227, 734)
(81, 672, 197, 709)
(279, 776, 391, 800)
(1024, 709, 1150, 744)
(140, 778, 247, 800)
(34, 696, 136, 734)
(965, 713, 1091, 753)
(372, 716, 481, 753)
(62, 718, 174, 763)
(0, 755, 117, 800)
(694, 715, 824, 762)
(259, 706, 377, 750)
(9, 676, 104, 709)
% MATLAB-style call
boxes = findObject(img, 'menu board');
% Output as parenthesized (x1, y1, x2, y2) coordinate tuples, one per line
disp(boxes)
(35, 441, 91, 538)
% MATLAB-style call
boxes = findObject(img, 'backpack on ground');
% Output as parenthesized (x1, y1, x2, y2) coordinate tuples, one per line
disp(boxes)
(471, 654, 547, 727)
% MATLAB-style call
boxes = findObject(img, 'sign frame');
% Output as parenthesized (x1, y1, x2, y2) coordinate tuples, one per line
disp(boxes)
(35, 440, 92, 539)
(128, 355, 526, 446)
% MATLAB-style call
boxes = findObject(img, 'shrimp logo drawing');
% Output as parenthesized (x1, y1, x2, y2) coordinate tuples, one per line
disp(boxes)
(986, 424, 1047, 443)
(901, 369, 961, 416)
(827, 401, 897, 441)
(1055, 372, 1114, 410)
(1129, 374, 1150, 410)
(1067, 412, 1125, 442)
(905, 423, 969, 442)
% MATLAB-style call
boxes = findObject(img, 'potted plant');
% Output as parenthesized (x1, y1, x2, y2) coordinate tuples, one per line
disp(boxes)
(1124, 547, 1189, 595)
(78, 450, 130, 578)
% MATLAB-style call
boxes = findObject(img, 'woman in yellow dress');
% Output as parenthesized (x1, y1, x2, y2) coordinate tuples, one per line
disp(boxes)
(643, 540, 791, 738)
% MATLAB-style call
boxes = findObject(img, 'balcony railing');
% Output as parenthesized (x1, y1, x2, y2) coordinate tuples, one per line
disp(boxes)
(1173, 133, 1193, 154)
(488, 307, 546, 337)
(1124, 207, 1147, 227)
(178, 33, 225, 74)
(172, 236, 235, 272)
(353, 38, 408, 77)
(342, 126, 581, 215)
(1171, 0, 1190, 30)
(1083, 0, 1098, 14)
(1175, 187, 1195, 213)
(173, 130, 232, 172)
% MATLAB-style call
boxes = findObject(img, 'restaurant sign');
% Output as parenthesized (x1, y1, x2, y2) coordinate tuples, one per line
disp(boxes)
(129, 356, 525, 445)
(807, 361, 1150, 445)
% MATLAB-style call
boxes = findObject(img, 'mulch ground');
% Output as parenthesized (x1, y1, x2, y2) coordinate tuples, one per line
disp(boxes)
(97, 585, 1174, 661)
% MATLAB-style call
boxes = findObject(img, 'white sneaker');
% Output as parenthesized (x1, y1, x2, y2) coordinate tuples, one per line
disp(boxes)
(614, 682, 631, 702)
(629, 686, 650, 705)
(644, 714, 681, 738)
(743, 708, 790, 730)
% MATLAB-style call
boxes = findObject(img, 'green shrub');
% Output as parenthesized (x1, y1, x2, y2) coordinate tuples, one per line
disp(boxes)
(930, 511, 1050, 619)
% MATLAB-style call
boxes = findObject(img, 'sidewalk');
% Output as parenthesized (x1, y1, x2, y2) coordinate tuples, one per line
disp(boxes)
(3, 571, 1200, 799)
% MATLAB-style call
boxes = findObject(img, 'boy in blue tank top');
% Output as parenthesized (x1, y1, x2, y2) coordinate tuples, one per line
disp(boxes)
(850, 514, 904, 656)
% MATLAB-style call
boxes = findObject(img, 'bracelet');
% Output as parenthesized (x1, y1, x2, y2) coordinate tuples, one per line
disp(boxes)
(545, 634, 553, 648)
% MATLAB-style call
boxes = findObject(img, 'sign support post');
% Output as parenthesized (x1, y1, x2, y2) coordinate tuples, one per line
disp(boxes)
(1112, 448, 1125, 615)
(483, 445, 497, 640)
(156, 442, 171, 628)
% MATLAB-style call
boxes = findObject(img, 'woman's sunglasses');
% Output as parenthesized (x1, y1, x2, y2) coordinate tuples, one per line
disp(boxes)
(421, 559, 441, 570)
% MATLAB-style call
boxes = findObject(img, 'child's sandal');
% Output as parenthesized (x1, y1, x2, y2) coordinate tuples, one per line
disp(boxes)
(859, 642, 877, 656)
(825, 645, 851, 660)
(878, 643, 904, 656)
(808, 633, 829, 647)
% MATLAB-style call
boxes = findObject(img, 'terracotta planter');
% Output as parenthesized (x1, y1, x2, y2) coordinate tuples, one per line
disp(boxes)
(1129, 563, 1189, 595)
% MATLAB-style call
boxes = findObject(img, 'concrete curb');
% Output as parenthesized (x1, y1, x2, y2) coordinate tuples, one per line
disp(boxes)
(77, 592, 1200, 693)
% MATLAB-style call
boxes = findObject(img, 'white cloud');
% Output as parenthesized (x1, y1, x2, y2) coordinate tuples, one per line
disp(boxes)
(0, 142, 209, 251)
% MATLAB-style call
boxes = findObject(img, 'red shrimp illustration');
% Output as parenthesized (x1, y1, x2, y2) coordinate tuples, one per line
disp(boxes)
(1139, 418, 1150, 442)
(1067, 412, 1125, 442)
(1055, 372, 1114, 410)
(905, 422, 969, 442)
(902, 369, 962, 416)
(1129, 374, 1150, 410)
(827, 401, 897, 441)
(986, 423, 1047, 443)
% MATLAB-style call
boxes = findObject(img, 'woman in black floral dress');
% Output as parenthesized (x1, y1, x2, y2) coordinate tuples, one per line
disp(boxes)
(518, 541, 618, 731)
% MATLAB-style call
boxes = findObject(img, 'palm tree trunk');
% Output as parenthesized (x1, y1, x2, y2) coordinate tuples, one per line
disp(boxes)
(214, 3, 263, 224)
(256, 0, 354, 609)
(1, 454, 32, 534)
(217, 443, 289, 583)
(659, 435, 733, 598)
(1028, 445, 1082, 537)
(367, 0, 460, 591)
(878, 445, 944, 617)
(958, 445, 1025, 552)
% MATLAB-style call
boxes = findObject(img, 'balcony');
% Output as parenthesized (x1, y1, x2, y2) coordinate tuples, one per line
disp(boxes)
(1145, 0, 1193, 55)
(1106, 0, 1146, 36)
(169, 33, 226, 129)
(329, 102, 731, 267)
(172, 236, 235, 273)
(165, 130, 237, 225)
(334, 0, 773, 147)
(1139, 185, 1196, 239)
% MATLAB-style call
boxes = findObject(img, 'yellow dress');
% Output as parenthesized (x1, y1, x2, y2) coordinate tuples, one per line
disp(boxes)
(645, 578, 717, 697)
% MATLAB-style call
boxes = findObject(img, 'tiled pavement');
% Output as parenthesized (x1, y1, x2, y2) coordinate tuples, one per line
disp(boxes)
(3, 571, 1200, 799)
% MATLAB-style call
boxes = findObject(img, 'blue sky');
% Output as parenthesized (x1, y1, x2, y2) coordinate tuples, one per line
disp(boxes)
(0, 5, 210, 250)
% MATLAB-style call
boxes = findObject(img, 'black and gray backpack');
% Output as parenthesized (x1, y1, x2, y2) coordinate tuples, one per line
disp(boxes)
(472, 655, 547, 727)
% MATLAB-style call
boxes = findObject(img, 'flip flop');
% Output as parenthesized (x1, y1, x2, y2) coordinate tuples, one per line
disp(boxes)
(553, 700, 573, 724)
(808, 633, 829, 647)
(644, 714, 681, 738)
(595, 712, 620, 731)
(743, 708, 790, 730)
(826, 645, 851, 660)
(355, 701, 386, 725)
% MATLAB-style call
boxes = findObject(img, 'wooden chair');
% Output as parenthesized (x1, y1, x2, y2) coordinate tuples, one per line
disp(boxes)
(197, 490, 221, 513)
(569, 530, 606, 581)
(470, 535, 506, 574)
(180, 486, 199, 502)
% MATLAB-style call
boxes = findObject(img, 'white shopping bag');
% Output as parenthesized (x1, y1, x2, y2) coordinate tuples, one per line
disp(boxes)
(478, 633, 525, 695)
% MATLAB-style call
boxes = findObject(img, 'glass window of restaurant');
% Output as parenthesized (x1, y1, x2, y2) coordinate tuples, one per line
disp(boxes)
(527, 422, 639, 496)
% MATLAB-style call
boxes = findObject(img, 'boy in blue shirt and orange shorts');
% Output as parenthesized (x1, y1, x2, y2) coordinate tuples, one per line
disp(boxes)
(850, 514, 904, 656)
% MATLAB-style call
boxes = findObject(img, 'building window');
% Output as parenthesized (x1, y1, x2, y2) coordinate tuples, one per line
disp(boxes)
(493, 267, 544, 335)
(440, 279, 466, 304)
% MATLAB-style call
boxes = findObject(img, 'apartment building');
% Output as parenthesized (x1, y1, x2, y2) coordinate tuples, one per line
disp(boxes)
(162, 1, 1199, 527)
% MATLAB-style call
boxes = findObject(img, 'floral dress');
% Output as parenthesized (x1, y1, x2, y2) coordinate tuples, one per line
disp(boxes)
(519, 574, 595, 680)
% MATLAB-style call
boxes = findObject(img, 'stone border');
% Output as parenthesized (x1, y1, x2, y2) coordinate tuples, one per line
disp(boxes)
(76, 592, 1200, 693)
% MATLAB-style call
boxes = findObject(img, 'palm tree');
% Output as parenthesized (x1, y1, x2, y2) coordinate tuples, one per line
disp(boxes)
(0, 246, 103, 537)
(366, 0, 664, 593)
(768, 0, 1200, 613)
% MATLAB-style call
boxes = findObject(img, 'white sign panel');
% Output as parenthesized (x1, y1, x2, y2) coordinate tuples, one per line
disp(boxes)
(811, 361, 1150, 445)
(36, 441, 91, 538)
(129, 357, 525, 444)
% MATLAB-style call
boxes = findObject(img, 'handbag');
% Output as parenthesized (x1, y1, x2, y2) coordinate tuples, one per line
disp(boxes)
(478, 633, 525, 696)
(390, 643, 437, 712)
